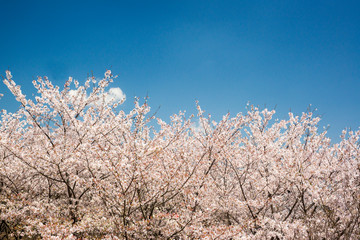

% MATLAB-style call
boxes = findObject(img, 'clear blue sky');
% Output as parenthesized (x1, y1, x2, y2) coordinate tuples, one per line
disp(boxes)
(1, 0, 359, 141)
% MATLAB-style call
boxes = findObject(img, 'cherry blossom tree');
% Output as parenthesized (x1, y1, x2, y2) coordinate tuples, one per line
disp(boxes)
(0, 71, 359, 239)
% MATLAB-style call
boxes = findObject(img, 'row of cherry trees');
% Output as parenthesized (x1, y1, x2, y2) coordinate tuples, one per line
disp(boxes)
(0, 71, 359, 239)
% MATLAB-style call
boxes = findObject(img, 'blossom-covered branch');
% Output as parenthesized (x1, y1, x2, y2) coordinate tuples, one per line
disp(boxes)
(0, 71, 359, 239)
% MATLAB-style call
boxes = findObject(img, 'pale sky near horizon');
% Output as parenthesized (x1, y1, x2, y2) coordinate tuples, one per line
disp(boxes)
(0, 0, 359, 142)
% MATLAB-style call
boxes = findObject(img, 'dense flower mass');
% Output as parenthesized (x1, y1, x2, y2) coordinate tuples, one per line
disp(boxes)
(0, 71, 359, 239)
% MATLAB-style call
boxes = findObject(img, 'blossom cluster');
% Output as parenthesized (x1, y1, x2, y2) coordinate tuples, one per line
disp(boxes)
(0, 71, 359, 239)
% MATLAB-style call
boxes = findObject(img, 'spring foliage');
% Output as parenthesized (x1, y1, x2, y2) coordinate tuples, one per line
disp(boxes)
(0, 71, 359, 239)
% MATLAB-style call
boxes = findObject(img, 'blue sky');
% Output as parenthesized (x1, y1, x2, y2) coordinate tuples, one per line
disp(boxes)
(0, 0, 359, 141)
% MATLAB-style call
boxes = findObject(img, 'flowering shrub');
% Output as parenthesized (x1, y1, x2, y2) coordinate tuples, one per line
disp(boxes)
(0, 71, 359, 239)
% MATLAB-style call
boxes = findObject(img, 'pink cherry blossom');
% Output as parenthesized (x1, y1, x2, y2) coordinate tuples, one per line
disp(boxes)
(0, 71, 359, 239)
